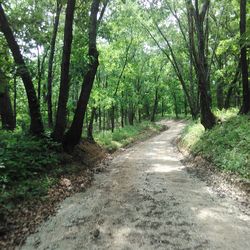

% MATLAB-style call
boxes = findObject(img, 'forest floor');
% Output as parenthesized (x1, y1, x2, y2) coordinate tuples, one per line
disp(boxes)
(21, 120, 250, 250)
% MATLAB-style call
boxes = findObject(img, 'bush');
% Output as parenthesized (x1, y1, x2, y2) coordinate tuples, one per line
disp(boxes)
(0, 131, 60, 203)
(95, 121, 162, 152)
(180, 109, 250, 179)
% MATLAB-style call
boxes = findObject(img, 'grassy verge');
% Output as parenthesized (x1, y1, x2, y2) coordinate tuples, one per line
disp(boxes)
(179, 109, 250, 179)
(95, 121, 165, 152)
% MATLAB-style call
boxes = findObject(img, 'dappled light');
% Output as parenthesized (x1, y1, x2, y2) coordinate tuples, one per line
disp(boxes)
(0, 0, 249, 248)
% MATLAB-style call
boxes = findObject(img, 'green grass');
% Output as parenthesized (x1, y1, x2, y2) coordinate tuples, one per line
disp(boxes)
(180, 109, 250, 179)
(95, 121, 163, 152)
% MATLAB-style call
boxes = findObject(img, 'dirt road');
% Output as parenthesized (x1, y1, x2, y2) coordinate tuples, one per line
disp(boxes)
(22, 120, 250, 250)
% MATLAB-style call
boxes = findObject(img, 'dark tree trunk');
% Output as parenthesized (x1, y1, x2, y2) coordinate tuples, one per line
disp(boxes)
(47, 1, 62, 128)
(0, 72, 15, 130)
(186, 0, 216, 129)
(128, 103, 134, 125)
(161, 99, 164, 117)
(138, 109, 142, 123)
(224, 62, 241, 109)
(37, 47, 48, 106)
(121, 106, 124, 127)
(13, 73, 17, 126)
(0, 4, 43, 135)
(63, 0, 101, 151)
(87, 108, 96, 141)
(216, 81, 224, 110)
(239, 0, 250, 114)
(110, 104, 115, 132)
(98, 106, 102, 131)
(52, 0, 76, 141)
(151, 87, 158, 122)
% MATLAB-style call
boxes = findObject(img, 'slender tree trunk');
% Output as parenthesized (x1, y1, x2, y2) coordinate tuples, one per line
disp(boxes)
(151, 87, 158, 122)
(216, 81, 224, 110)
(98, 106, 102, 131)
(63, 0, 101, 151)
(87, 108, 96, 141)
(52, 0, 76, 141)
(121, 106, 124, 127)
(47, 1, 62, 128)
(224, 62, 241, 109)
(239, 0, 250, 114)
(110, 104, 115, 132)
(0, 72, 15, 130)
(0, 4, 43, 135)
(13, 73, 17, 126)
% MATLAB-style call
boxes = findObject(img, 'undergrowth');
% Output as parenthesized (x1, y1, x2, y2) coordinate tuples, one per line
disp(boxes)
(180, 109, 250, 179)
(0, 131, 61, 207)
(95, 121, 163, 152)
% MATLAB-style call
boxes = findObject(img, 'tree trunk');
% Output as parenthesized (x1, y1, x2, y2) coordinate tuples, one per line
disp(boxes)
(121, 106, 124, 127)
(47, 1, 62, 128)
(87, 108, 96, 141)
(98, 106, 102, 131)
(0, 72, 15, 130)
(52, 0, 76, 141)
(216, 81, 224, 110)
(0, 4, 43, 135)
(63, 0, 100, 151)
(239, 0, 250, 114)
(110, 104, 115, 132)
(224, 61, 241, 109)
(151, 87, 158, 122)
(13, 73, 17, 126)
(186, 0, 216, 129)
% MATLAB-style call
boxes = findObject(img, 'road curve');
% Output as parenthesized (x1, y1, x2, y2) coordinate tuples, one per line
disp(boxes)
(21, 120, 250, 250)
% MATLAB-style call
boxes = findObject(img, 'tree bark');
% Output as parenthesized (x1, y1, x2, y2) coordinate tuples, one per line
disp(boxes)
(47, 1, 62, 128)
(0, 4, 44, 135)
(239, 0, 250, 114)
(0, 71, 15, 130)
(87, 108, 96, 141)
(186, 0, 216, 129)
(63, 0, 101, 151)
(52, 0, 76, 141)
(151, 87, 158, 122)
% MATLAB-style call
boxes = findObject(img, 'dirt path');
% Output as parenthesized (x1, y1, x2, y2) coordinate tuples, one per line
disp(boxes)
(21, 120, 250, 250)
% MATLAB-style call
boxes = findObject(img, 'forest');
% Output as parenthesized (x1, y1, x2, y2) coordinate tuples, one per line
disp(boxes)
(0, 0, 250, 248)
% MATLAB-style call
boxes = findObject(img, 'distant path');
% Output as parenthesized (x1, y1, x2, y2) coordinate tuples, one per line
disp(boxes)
(22, 120, 250, 250)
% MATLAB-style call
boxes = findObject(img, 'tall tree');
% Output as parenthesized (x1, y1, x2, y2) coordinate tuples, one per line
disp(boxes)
(52, 0, 76, 141)
(47, 0, 63, 128)
(63, 0, 101, 151)
(0, 4, 44, 135)
(186, 0, 216, 129)
(239, 0, 250, 114)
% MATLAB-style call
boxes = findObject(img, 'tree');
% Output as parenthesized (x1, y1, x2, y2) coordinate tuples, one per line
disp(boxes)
(0, 69, 15, 130)
(47, 0, 63, 128)
(186, 0, 216, 129)
(63, 0, 101, 151)
(52, 0, 76, 141)
(0, 3, 44, 135)
(239, 0, 250, 114)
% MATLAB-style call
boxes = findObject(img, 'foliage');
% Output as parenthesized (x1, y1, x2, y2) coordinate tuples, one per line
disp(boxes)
(95, 121, 163, 152)
(180, 110, 250, 179)
(0, 131, 60, 203)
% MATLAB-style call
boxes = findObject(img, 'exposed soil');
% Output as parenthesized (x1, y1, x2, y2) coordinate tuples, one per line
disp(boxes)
(0, 140, 108, 250)
(21, 120, 250, 250)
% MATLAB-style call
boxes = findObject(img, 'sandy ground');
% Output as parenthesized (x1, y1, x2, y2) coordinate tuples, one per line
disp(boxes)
(21, 120, 250, 250)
